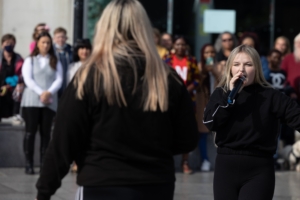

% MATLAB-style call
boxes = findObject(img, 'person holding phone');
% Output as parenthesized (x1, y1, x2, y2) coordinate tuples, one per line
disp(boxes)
(21, 32, 62, 175)
(203, 45, 300, 200)
(196, 44, 222, 171)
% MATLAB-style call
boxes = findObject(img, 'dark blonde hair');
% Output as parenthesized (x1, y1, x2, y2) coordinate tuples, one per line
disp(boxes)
(218, 45, 271, 91)
(53, 27, 67, 35)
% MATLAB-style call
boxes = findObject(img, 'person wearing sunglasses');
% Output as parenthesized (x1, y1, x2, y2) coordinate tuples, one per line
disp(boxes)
(215, 31, 238, 63)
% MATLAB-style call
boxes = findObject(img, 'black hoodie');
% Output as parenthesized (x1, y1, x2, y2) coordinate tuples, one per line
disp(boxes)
(36, 59, 198, 200)
(204, 84, 300, 157)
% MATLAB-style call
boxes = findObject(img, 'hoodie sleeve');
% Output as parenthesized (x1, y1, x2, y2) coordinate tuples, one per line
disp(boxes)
(271, 89, 300, 131)
(203, 87, 235, 131)
(168, 71, 198, 155)
(36, 80, 92, 200)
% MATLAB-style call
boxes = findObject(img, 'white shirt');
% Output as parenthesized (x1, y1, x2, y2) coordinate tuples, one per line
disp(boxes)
(22, 54, 63, 95)
(67, 61, 82, 84)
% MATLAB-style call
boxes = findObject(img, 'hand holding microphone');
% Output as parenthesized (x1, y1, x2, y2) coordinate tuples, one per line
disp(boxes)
(228, 72, 246, 104)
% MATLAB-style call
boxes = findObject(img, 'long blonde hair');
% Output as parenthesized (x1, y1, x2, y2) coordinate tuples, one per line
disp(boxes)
(217, 45, 271, 91)
(74, 0, 170, 112)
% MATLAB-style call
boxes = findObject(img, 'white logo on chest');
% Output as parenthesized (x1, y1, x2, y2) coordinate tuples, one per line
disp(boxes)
(270, 73, 285, 89)
(175, 66, 188, 81)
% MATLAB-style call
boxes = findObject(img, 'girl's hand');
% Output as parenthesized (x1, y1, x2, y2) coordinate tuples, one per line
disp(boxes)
(40, 91, 52, 104)
(229, 72, 247, 91)
(205, 64, 214, 72)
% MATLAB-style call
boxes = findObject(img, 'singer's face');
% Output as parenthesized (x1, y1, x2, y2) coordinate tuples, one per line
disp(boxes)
(231, 52, 255, 86)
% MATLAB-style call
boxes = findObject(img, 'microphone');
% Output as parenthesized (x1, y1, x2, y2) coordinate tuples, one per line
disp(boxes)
(227, 76, 246, 104)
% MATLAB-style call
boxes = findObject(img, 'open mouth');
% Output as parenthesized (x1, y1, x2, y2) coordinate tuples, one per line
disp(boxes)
(241, 75, 247, 81)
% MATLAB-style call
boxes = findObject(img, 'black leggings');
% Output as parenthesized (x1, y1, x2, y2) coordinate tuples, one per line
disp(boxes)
(214, 154, 275, 200)
(22, 107, 55, 164)
(76, 184, 175, 200)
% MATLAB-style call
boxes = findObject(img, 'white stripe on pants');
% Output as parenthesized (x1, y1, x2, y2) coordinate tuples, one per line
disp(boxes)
(75, 186, 83, 200)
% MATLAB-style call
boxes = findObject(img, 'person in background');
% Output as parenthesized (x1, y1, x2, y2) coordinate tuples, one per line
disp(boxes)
(267, 49, 286, 91)
(68, 39, 92, 175)
(35, 0, 198, 199)
(240, 36, 255, 48)
(30, 23, 49, 53)
(67, 39, 92, 85)
(204, 45, 300, 200)
(240, 32, 259, 52)
(0, 34, 24, 123)
(153, 28, 168, 58)
(164, 35, 200, 174)
(274, 36, 291, 59)
(21, 32, 63, 175)
(267, 49, 297, 148)
(196, 44, 221, 171)
(240, 32, 271, 81)
(214, 31, 238, 63)
(53, 27, 73, 98)
(281, 33, 300, 104)
(161, 32, 173, 52)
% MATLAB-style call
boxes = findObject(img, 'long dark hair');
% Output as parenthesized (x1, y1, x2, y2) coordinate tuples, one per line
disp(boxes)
(200, 44, 215, 73)
(30, 32, 57, 70)
(199, 44, 215, 93)
(73, 39, 92, 62)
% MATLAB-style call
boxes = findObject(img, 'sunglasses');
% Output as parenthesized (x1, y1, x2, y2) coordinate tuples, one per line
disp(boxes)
(222, 38, 233, 42)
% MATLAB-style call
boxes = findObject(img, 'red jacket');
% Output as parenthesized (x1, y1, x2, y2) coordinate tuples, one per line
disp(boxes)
(281, 53, 300, 101)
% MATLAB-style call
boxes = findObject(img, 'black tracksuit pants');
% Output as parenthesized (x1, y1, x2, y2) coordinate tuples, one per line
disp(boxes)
(214, 154, 275, 200)
(76, 184, 175, 200)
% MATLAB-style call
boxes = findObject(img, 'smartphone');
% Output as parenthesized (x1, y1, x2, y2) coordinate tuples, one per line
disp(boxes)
(206, 57, 214, 65)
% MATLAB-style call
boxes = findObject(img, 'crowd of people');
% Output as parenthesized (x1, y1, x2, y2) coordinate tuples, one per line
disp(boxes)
(0, 0, 300, 199)
(0, 13, 299, 175)
(153, 29, 300, 173)
(0, 24, 92, 174)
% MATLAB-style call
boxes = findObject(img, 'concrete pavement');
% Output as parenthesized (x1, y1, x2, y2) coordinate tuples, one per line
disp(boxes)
(1, 120, 300, 199)
(0, 168, 300, 200)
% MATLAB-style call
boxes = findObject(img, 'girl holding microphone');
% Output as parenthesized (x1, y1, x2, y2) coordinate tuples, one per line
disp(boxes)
(203, 45, 300, 200)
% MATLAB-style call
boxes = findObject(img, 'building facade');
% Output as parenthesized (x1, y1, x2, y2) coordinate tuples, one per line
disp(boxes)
(1, 0, 300, 59)
(0, 0, 74, 58)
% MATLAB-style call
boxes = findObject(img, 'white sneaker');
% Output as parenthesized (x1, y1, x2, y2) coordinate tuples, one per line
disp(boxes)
(11, 115, 24, 126)
(201, 160, 211, 172)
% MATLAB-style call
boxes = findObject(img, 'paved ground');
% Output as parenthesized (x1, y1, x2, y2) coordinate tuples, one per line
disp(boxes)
(1, 119, 300, 199)
(0, 168, 300, 200)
